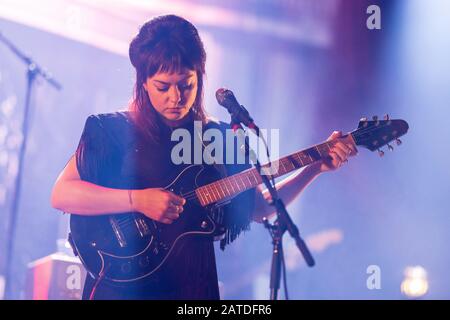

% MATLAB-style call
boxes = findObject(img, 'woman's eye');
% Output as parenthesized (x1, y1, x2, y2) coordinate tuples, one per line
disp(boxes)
(155, 84, 192, 92)
(179, 84, 193, 90)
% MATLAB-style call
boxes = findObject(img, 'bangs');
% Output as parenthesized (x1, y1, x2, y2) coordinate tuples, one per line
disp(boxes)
(145, 42, 198, 77)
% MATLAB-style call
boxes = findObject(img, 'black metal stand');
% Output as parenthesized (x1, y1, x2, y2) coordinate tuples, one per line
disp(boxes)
(229, 116, 314, 300)
(263, 218, 286, 300)
(0, 31, 61, 299)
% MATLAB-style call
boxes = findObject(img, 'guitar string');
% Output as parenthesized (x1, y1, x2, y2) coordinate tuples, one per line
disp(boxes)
(178, 123, 399, 203)
(182, 124, 398, 197)
(115, 122, 402, 228)
(160, 123, 399, 203)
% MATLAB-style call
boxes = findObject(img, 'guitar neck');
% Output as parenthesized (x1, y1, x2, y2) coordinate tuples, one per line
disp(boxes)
(195, 134, 354, 206)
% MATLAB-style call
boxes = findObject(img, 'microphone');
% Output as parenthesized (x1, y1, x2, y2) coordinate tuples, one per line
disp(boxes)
(215, 88, 256, 130)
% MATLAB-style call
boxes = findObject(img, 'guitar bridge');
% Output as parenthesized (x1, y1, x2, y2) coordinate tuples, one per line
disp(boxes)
(134, 217, 150, 237)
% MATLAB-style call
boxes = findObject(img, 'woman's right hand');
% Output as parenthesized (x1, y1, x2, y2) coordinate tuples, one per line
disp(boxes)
(131, 188, 186, 224)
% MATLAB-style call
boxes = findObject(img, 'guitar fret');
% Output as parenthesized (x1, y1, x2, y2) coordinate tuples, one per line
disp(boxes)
(280, 159, 287, 172)
(243, 174, 249, 189)
(282, 158, 294, 172)
(315, 146, 323, 158)
(316, 143, 328, 158)
(296, 153, 305, 166)
(196, 189, 202, 205)
(316, 144, 323, 157)
(204, 185, 211, 203)
(248, 169, 257, 185)
(286, 158, 296, 171)
(229, 178, 236, 194)
(202, 186, 209, 204)
(216, 182, 226, 198)
(224, 179, 231, 197)
(214, 183, 221, 201)
(205, 185, 213, 203)
(210, 183, 219, 202)
(252, 170, 261, 185)
(239, 175, 246, 190)
(202, 188, 208, 205)
(234, 176, 241, 191)
(244, 173, 251, 188)
(230, 177, 237, 192)
(246, 173, 252, 186)
(280, 160, 287, 174)
(229, 178, 236, 195)
(307, 150, 314, 163)
(198, 187, 207, 205)
(236, 175, 243, 191)
(301, 152, 311, 165)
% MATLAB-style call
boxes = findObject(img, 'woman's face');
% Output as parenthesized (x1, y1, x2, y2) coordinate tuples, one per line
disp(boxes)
(143, 69, 198, 125)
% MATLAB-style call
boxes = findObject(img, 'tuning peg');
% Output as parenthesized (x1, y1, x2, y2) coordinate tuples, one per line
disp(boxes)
(396, 138, 402, 146)
(378, 149, 384, 157)
(384, 114, 390, 120)
(387, 144, 394, 151)
(372, 115, 380, 126)
(359, 117, 369, 128)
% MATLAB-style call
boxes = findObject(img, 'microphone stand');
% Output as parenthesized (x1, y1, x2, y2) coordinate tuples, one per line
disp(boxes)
(229, 116, 315, 300)
(0, 31, 62, 299)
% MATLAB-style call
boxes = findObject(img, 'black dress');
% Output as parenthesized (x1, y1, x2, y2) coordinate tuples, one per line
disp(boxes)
(74, 111, 255, 300)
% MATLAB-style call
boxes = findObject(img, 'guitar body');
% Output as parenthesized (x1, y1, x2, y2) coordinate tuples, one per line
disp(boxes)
(69, 164, 224, 284)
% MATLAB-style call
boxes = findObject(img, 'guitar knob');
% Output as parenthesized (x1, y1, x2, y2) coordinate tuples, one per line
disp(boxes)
(139, 256, 150, 267)
(158, 241, 169, 250)
(121, 262, 131, 273)
(201, 221, 208, 229)
(396, 138, 402, 146)
(378, 149, 384, 157)
(387, 144, 394, 151)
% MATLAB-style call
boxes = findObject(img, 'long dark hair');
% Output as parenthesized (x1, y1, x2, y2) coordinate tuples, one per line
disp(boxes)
(128, 15, 208, 142)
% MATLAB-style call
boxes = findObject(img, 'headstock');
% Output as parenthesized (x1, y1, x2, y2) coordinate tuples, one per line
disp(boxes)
(351, 115, 409, 156)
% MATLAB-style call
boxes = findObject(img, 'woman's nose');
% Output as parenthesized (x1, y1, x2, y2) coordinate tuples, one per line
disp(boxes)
(168, 86, 181, 104)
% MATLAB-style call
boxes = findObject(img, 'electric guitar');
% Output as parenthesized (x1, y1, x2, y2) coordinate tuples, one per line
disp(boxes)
(69, 116, 409, 283)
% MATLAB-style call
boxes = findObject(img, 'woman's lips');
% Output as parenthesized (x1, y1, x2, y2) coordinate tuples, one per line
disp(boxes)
(166, 107, 183, 112)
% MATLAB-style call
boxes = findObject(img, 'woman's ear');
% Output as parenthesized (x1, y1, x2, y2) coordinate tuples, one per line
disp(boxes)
(143, 82, 148, 92)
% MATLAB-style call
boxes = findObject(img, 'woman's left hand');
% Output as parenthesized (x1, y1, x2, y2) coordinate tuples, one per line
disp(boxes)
(319, 131, 358, 173)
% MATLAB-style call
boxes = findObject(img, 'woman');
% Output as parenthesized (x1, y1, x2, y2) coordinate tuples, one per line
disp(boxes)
(51, 15, 356, 300)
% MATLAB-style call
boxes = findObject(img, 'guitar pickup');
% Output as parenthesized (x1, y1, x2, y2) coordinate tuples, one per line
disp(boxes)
(110, 217, 127, 248)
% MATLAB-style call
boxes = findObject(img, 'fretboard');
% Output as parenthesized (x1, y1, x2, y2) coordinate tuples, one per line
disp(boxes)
(195, 139, 337, 206)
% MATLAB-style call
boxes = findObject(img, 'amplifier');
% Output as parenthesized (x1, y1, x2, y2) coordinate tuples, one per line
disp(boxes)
(25, 253, 86, 300)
